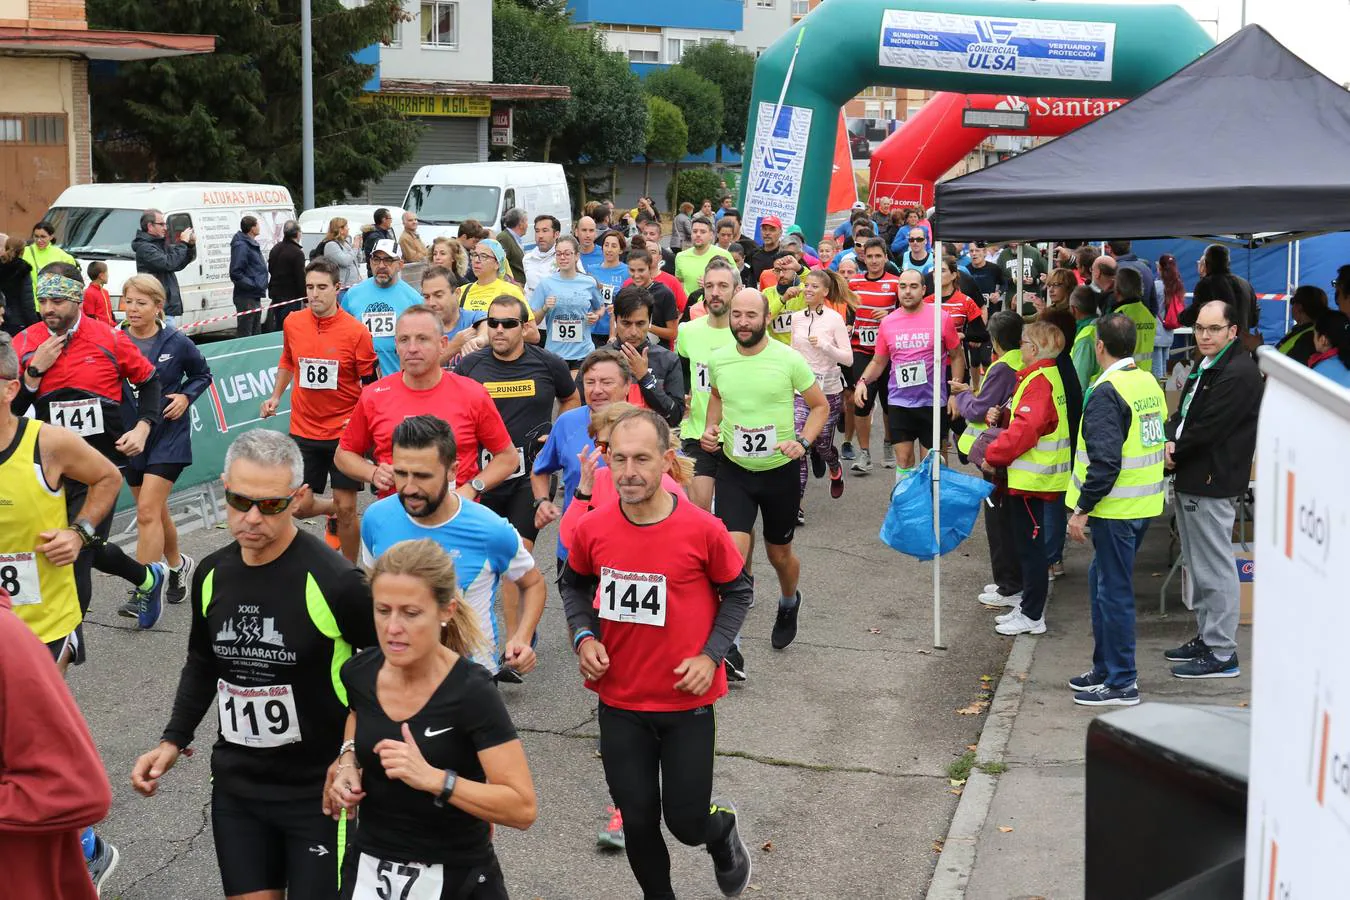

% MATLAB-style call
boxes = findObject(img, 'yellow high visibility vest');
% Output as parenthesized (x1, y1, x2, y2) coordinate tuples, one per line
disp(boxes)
(956, 349, 1023, 455)
(1005, 364, 1071, 493)
(1115, 301, 1156, 373)
(1065, 364, 1167, 518)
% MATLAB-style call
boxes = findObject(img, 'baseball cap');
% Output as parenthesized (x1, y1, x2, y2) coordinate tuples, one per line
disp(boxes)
(851, 201, 867, 211)
(371, 239, 401, 259)
(761, 216, 783, 230)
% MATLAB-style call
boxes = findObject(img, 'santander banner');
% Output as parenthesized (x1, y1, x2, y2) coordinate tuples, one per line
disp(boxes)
(867, 92, 1126, 210)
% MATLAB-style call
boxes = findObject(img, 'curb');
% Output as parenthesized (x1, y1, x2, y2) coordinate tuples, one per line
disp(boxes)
(925, 632, 1039, 900)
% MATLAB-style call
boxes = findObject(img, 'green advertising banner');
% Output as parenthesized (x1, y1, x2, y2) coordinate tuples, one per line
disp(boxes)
(117, 332, 293, 510)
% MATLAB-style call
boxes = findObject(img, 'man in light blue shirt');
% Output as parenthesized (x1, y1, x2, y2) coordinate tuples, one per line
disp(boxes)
(340, 239, 422, 375)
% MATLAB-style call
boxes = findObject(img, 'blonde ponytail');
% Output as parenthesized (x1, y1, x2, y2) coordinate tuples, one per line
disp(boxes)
(368, 539, 489, 659)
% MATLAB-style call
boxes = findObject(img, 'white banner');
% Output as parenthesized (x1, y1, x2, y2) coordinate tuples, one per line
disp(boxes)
(740, 101, 812, 239)
(878, 10, 1116, 82)
(1244, 351, 1350, 899)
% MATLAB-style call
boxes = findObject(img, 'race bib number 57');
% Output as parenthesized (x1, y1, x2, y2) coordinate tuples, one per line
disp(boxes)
(599, 568, 666, 627)
(353, 854, 444, 900)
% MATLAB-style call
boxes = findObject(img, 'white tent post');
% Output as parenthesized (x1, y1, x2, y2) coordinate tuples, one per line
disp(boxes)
(1015, 245, 1024, 315)
(1285, 243, 1294, 334)
(931, 225, 944, 649)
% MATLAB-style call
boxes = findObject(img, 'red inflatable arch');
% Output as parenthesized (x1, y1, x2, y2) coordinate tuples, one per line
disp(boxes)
(868, 92, 1124, 210)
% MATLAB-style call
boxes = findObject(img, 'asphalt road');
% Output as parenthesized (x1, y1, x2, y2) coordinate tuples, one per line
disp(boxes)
(74, 434, 1012, 900)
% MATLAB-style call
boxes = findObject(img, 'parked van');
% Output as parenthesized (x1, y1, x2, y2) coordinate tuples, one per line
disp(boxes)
(44, 182, 296, 336)
(401, 162, 572, 242)
(297, 204, 407, 258)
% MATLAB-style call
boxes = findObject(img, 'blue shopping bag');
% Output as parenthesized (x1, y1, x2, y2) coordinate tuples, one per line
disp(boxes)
(879, 455, 995, 561)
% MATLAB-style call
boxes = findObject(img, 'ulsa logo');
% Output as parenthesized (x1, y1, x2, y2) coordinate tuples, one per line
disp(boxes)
(966, 19, 1020, 72)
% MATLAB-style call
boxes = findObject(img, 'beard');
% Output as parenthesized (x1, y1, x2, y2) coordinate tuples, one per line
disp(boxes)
(398, 481, 450, 518)
(734, 322, 766, 347)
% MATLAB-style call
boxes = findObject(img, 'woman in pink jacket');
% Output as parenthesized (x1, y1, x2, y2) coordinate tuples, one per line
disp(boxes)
(791, 269, 855, 513)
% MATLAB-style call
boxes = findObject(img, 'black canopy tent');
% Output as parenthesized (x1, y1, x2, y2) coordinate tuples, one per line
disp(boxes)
(934, 26, 1350, 243)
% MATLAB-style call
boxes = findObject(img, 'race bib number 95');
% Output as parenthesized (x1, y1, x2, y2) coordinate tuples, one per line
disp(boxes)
(599, 567, 666, 627)
(550, 318, 582, 343)
(216, 680, 301, 748)
(353, 854, 444, 900)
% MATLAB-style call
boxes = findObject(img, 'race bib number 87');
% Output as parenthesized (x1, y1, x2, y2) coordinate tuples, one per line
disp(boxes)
(599, 567, 667, 627)
(353, 854, 444, 900)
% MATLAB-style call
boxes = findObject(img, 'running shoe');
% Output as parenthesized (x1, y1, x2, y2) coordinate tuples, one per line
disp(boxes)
(829, 467, 844, 499)
(994, 606, 1023, 624)
(597, 805, 626, 851)
(1073, 684, 1141, 707)
(810, 448, 826, 479)
(994, 610, 1045, 636)
(850, 448, 873, 475)
(882, 444, 895, 466)
(1050, 561, 1066, 578)
(841, 441, 856, 461)
(119, 563, 167, 630)
(87, 834, 119, 897)
(166, 553, 195, 605)
(1067, 670, 1108, 691)
(978, 589, 1022, 608)
(1171, 650, 1240, 679)
(796, 508, 805, 526)
(771, 592, 801, 649)
(982, 583, 999, 594)
(494, 657, 524, 685)
(724, 645, 747, 682)
(1163, 635, 1209, 662)
(708, 805, 752, 897)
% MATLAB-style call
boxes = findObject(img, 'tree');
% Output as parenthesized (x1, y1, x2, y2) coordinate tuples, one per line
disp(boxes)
(675, 41, 755, 160)
(643, 66, 723, 157)
(87, 0, 419, 205)
(492, 0, 578, 162)
(643, 96, 687, 196)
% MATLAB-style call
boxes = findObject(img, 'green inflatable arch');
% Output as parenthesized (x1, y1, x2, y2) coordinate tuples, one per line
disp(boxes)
(740, 0, 1213, 243)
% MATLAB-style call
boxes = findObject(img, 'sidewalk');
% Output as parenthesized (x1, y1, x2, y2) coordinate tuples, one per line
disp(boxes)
(930, 520, 1253, 900)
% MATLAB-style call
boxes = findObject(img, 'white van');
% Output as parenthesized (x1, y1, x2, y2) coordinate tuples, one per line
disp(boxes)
(401, 162, 572, 243)
(297, 204, 407, 258)
(44, 182, 296, 336)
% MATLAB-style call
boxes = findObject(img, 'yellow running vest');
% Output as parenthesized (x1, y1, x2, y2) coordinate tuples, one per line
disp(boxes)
(1005, 365, 1072, 493)
(1065, 365, 1167, 518)
(1114, 301, 1156, 373)
(0, 418, 80, 642)
(956, 349, 1023, 455)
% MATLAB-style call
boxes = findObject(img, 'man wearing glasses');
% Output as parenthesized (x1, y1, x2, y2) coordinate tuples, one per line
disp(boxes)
(11, 262, 170, 632)
(131, 429, 377, 900)
(340, 239, 422, 377)
(457, 296, 579, 664)
(132, 208, 196, 327)
(899, 229, 935, 277)
(335, 305, 518, 503)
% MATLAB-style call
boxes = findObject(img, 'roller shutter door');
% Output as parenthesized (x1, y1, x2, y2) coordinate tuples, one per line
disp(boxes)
(365, 116, 486, 207)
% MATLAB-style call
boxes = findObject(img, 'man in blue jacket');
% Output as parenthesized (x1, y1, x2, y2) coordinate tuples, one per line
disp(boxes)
(229, 216, 269, 337)
(132, 210, 196, 326)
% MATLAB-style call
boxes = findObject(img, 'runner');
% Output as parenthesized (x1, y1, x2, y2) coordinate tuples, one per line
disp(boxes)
(418, 263, 485, 365)
(523, 214, 562, 299)
(532, 348, 632, 571)
(623, 247, 680, 348)
(676, 257, 738, 512)
(341, 239, 422, 377)
(844, 238, 902, 473)
(457, 294, 579, 672)
(261, 258, 377, 560)
(589, 230, 631, 346)
(674, 215, 735, 297)
(334, 306, 516, 500)
(560, 408, 754, 899)
(323, 538, 538, 899)
(130, 430, 377, 900)
(532, 235, 606, 371)
(358, 415, 547, 683)
(702, 288, 828, 655)
(11, 263, 168, 630)
(854, 268, 964, 481)
(791, 270, 854, 509)
(603, 284, 685, 427)
(118, 274, 213, 606)
(764, 251, 805, 345)
(458, 239, 527, 315)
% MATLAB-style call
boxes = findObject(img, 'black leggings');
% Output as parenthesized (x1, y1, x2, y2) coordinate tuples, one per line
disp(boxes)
(65, 478, 149, 616)
(599, 702, 732, 900)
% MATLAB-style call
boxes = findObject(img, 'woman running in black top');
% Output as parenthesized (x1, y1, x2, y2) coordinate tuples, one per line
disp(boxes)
(325, 538, 537, 899)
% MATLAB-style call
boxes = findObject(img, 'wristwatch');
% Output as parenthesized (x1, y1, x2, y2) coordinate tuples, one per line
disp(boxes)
(469, 477, 486, 496)
(796, 437, 810, 452)
(433, 769, 458, 807)
(70, 518, 97, 547)
(532, 496, 550, 510)
(25, 364, 45, 380)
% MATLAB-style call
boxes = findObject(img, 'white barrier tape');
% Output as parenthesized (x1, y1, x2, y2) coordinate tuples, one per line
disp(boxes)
(180, 295, 307, 332)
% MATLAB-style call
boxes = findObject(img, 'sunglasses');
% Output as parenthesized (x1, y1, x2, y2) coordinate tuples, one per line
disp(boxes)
(224, 489, 298, 515)
(908, 238, 926, 243)
(486, 317, 522, 330)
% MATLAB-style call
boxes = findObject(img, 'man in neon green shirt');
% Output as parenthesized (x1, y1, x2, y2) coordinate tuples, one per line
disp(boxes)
(676, 257, 738, 510)
(674, 215, 735, 297)
(1070, 286, 1100, 392)
(702, 287, 828, 657)
(763, 250, 805, 345)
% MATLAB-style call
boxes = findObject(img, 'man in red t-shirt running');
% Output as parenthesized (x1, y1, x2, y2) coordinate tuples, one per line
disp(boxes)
(334, 305, 518, 500)
(261, 258, 378, 560)
(560, 409, 753, 900)
(845, 238, 900, 474)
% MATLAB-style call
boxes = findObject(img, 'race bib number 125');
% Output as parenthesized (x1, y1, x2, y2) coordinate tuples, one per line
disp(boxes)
(362, 311, 396, 336)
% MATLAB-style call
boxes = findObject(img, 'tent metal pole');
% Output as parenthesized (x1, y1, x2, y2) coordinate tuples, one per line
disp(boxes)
(931, 225, 943, 649)
(1016, 245, 1024, 314)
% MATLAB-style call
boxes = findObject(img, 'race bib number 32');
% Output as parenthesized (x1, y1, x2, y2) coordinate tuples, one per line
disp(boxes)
(599, 567, 667, 627)
(298, 357, 339, 391)
(353, 854, 444, 900)
(732, 424, 777, 459)
(0, 552, 40, 607)
(216, 680, 301, 748)
(49, 398, 104, 437)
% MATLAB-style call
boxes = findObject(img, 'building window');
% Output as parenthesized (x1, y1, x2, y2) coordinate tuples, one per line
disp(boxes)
(421, 1, 457, 48)
(384, 18, 401, 47)
(756, 0, 776, 7)
(668, 38, 696, 63)
(628, 48, 659, 63)
(791, 0, 808, 14)
(0, 114, 65, 144)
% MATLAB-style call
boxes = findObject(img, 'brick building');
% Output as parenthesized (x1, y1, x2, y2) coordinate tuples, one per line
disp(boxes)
(0, 0, 213, 235)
